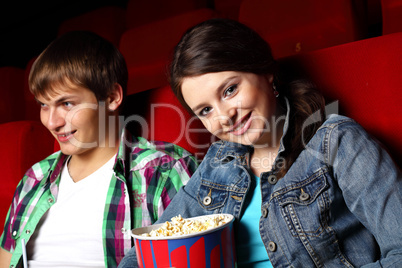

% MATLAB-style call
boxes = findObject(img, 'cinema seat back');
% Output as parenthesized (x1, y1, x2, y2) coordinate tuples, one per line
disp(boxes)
(279, 32, 402, 165)
(0, 120, 54, 224)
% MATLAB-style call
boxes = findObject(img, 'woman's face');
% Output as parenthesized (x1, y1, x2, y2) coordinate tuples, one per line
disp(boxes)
(181, 71, 278, 147)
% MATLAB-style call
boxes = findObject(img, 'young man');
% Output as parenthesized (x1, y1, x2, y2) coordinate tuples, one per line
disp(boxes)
(0, 31, 197, 267)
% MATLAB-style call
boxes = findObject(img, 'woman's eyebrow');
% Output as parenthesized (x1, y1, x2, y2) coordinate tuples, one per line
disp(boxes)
(191, 76, 238, 112)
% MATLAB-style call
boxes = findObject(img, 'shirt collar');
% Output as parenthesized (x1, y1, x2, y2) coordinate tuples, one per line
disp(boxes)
(114, 128, 137, 177)
(46, 152, 67, 184)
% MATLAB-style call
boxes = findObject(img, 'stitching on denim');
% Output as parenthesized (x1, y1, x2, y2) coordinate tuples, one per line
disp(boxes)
(280, 204, 298, 238)
(324, 225, 355, 267)
(320, 189, 330, 228)
(289, 203, 325, 238)
(268, 215, 295, 267)
(271, 168, 328, 203)
(201, 180, 247, 193)
(322, 118, 355, 166)
(289, 203, 325, 267)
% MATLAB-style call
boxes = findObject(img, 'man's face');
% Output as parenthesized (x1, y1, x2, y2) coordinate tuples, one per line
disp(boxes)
(36, 82, 108, 157)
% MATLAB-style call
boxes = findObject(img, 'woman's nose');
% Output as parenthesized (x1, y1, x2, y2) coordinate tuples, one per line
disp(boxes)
(216, 104, 237, 127)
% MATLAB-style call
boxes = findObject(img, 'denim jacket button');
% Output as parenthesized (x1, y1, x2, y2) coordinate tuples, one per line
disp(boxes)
(203, 196, 212, 206)
(262, 208, 268, 218)
(299, 192, 310, 201)
(268, 241, 277, 252)
(267, 175, 278, 185)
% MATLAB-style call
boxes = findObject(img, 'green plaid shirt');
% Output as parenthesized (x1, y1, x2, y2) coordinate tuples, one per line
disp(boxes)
(0, 129, 198, 267)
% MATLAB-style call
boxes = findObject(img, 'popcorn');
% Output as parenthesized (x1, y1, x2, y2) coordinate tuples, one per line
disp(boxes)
(141, 214, 230, 237)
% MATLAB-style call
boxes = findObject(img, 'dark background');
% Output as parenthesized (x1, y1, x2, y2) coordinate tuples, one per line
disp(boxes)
(0, 0, 129, 69)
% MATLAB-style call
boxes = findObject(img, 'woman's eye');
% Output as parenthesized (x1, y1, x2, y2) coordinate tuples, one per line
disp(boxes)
(223, 84, 238, 98)
(199, 107, 213, 116)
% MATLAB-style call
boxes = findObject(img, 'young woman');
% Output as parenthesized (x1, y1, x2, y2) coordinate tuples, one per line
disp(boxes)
(119, 19, 402, 267)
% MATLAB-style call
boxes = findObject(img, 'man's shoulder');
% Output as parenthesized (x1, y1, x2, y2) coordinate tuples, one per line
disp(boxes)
(125, 137, 196, 171)
(25, 151, 63, 179)
(132, 137, 193, 159)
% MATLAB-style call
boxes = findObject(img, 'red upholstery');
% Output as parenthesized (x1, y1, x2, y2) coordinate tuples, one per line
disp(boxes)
(279, 32, 402, 165)
(0, 67, 25, 124)
(381, 0, 402, 34)
(58, 6, 126, 47)
(119, 8, 216, 95)
(213, 0, 243, 19)
(126, 0, 208, 29)
(123, 85, 213, 160)
(239, 0, 362, 58)
(0, 121, 55, 224)
(23, 57, 41, 121)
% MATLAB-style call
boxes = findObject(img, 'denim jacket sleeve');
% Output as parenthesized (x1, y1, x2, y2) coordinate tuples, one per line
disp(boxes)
(326, 118, 402, 267)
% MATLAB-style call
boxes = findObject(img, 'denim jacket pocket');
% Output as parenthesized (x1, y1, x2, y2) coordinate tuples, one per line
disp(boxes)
(198, 179, 229, 211)
(275, 168, 330, 237)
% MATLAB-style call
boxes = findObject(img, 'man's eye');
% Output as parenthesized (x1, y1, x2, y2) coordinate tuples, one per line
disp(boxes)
(223, 84, 238, 98)
(63, 102, 73, 107)
(199, 107, 213, 116)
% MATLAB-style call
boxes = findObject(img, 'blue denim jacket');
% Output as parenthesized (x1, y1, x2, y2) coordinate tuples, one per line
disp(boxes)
(119, 114, 402, 268)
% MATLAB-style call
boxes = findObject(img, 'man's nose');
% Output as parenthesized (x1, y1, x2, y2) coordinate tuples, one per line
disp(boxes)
(46, 108, 65, 131)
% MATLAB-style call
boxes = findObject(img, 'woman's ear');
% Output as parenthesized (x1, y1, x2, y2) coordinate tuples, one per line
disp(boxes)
(108, 83, 123, 112)
(267, 74, 274, 84)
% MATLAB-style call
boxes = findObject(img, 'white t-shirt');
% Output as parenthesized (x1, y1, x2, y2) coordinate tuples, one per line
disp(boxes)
(27, 155, 116, 267)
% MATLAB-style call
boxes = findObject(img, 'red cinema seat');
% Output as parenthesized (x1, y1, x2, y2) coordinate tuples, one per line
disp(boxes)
(239, 0, 362, 59)
(213, 0, 244, 19)
(58, 6, 126, 47)
(123, 85, 214, 160)
(0, 121, 55, 225)
(0, 67, 25, 124)
(119, 8, 216, 95)
(23, 57, 41, 122)
(381, 0, 402, 34)
(126, 0, 208, 29)
(279, 32, 402, 165)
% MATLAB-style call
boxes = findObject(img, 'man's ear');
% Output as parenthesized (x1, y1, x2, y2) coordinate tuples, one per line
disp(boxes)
(107, 83, 123, 112)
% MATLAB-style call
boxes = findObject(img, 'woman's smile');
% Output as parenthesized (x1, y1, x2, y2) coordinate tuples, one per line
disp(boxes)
(228, 112, 252, 135)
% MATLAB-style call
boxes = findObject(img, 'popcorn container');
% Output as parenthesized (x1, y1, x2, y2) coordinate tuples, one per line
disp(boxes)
(131, 214, 236, 268)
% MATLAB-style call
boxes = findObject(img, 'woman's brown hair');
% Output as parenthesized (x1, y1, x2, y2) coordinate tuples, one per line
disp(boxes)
(170, 18, 325, 178)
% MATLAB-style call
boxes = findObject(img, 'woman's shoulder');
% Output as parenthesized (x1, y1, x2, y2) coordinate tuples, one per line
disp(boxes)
(316, 114, 381, 154)
(319, 114, 367, 135)
(321, 114, 355, 127)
